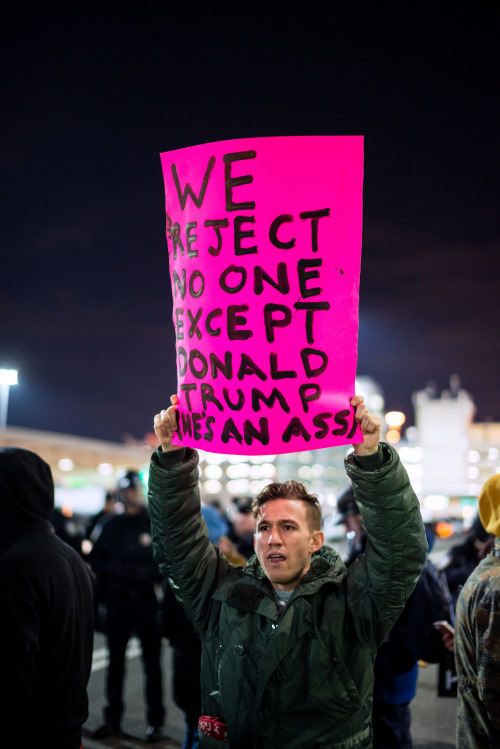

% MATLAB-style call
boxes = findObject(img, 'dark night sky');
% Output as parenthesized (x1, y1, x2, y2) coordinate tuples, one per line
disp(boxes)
(1, 6, 499, 442)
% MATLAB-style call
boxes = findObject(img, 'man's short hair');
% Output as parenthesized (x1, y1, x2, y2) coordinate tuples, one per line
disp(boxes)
(252, 481, 322, 531)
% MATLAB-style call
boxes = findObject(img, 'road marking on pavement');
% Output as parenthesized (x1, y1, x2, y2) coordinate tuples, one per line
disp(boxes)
(91, 637, 142, 672)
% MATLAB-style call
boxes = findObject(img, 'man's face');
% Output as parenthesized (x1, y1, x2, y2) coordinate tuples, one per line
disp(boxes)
(254, 498, 324, 591)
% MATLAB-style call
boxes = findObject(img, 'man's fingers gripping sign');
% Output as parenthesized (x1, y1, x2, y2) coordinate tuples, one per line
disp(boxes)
(350, 395, 382, 456)
(154, 394, 182, 452)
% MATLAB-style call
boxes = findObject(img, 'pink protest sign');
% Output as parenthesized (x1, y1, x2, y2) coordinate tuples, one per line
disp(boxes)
(160, 136, 364, 454)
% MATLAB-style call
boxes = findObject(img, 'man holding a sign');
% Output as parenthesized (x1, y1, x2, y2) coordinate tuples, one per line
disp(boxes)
(148, 394, 427, 749)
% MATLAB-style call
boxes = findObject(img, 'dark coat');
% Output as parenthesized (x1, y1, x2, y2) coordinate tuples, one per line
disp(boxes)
(162, 578, 202, 718)
(89, 506, 162, 602)
(0, 446, 94, 749)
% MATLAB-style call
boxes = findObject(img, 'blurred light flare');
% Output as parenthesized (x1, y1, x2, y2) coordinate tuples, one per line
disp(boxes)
(0, 369, 18, 385)
(385, 411, 406, 428)
(97, 462, 114, 476)
(203, 479, 222, 494)
(435, 521, 454, 539)
(58, 458, 74, 472)
(386, 429, 401, 444)
(204, 464, 223, 480)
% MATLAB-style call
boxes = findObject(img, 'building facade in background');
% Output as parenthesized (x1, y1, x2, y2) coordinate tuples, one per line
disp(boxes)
(2, 376, 499, 533)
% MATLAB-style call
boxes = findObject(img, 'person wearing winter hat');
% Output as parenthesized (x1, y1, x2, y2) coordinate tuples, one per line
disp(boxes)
(477, 474, 500, 537)
(335, 485, 366, 566)
(0, 446, 94, 749)
(455, 474, 500, 748)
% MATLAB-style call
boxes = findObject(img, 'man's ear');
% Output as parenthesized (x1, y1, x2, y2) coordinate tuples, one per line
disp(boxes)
(310, 530, 324, 554)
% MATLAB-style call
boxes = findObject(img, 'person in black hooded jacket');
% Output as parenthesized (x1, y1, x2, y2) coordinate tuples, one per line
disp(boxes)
(0, 446, 94, 749)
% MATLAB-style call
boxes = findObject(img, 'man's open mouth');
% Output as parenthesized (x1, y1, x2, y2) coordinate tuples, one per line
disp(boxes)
(268, 553, 286, 563)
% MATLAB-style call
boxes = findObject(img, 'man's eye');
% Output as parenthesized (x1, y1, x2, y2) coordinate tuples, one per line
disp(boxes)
(283, 525, 294, 530)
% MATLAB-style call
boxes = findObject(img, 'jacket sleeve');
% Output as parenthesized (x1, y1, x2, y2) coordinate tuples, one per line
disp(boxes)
(344, 442, 427, 645)
(148, 446, 230, 638)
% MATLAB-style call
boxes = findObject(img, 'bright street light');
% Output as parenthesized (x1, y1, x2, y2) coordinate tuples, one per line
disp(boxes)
(0, 369, 18, 430)
(385, 411, 406, 428)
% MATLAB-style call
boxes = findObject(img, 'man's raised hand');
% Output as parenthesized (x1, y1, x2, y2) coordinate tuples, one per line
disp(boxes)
(154, 394, 183, 452)
(351, 395, 382, 456)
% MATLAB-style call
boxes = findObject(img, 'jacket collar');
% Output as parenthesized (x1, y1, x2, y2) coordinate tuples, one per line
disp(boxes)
(242, 545, 347, 591)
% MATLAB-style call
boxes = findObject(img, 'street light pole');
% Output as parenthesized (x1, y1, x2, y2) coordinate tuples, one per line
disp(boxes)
(0, 369, 18, 430)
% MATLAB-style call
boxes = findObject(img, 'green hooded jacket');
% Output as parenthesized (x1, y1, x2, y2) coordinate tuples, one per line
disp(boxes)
(148, 442, 427, 749)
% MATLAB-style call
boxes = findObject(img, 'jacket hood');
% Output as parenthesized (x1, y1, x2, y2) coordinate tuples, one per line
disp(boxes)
(243, 544, 347, 589)
(0, 446, 54, 551)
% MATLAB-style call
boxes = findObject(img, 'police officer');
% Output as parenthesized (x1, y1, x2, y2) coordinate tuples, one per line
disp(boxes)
(90, 471, 166, 743)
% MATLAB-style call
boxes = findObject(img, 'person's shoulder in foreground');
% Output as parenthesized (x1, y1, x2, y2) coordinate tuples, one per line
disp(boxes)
(0, 446, 94, 748)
